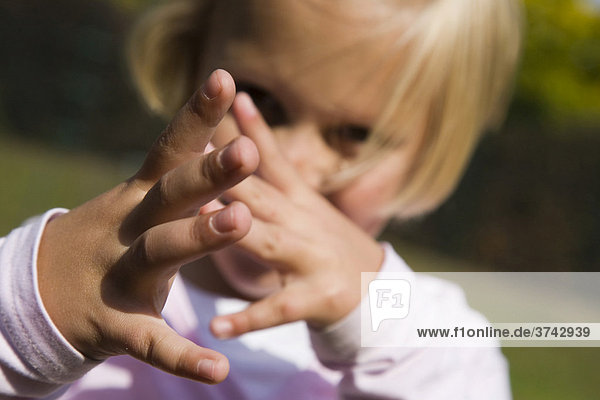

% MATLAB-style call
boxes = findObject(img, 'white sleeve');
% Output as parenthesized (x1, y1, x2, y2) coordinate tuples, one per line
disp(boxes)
(0, 210, 100, 399)
(309, 243, 512, 400)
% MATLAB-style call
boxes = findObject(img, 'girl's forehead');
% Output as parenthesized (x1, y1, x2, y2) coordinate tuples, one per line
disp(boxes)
(214, 0, 410, 125)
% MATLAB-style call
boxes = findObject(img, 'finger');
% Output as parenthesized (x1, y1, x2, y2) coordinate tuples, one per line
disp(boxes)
(129, 136, 258, 232)
(222, 175, 289, 223)
(210, 284, 313, 338)
(124, 202, 251, 276)
(232, 92, 302, 193)
(135, 69, 236, 185)
(198, 198, 225, 215)
(125, 317, 229, 384)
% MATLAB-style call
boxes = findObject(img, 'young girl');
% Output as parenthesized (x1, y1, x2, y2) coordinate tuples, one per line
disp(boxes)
(0, 0, 522, 398)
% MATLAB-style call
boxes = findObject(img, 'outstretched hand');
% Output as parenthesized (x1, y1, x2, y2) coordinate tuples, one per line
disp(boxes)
(210, 93, 384, 339)
(37, 70, 258, 384)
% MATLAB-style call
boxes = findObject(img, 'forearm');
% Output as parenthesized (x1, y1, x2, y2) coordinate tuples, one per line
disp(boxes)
(0, 210, 99, 398)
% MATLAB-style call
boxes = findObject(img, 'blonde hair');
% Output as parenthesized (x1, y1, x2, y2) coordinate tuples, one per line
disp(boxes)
(127, 0, 214, 115)
(128, 0, 522, 219)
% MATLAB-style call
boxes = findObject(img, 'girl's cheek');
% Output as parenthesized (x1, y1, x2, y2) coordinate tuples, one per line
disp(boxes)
(336, 150, 408, 234)
(328, 189, 387, 236)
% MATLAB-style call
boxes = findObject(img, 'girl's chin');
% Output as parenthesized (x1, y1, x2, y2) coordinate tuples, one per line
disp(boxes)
(212, 249, 282, 300)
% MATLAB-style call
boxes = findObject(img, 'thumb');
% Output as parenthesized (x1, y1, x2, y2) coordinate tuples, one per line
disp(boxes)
(125, 317, 230, 384)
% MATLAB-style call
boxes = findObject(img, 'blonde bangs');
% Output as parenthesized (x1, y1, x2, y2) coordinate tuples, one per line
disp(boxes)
(128, 0, 522, 220)
(327, 0, 523, 219)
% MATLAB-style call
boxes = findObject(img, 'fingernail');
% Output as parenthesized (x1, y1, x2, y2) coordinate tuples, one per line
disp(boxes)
(237, 92, 257, 117)
(212, 319, 234, 339)
(202, 70, 222, 100)
(217, 143, 242, 173)
(210, 208, 236, 233)
(197, 359, 215, 381)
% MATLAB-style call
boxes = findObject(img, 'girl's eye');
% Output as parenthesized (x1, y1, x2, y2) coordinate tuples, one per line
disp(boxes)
(236, 82, 289, 127)
(335, 125, 370, 143)
(325, 125, 370, 157)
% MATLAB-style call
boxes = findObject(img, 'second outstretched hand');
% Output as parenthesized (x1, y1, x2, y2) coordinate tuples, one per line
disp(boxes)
(210, 93, 385, 339)
(37, 70, 259, 384)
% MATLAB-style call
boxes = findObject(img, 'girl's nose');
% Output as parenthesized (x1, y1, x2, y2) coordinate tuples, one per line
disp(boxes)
(274, 121, 341, 191)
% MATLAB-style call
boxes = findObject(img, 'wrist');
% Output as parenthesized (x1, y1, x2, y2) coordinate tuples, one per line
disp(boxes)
(308, 241, 384, 329)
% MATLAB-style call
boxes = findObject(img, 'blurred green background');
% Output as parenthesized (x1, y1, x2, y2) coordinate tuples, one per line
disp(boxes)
(1, 0, 599, 398)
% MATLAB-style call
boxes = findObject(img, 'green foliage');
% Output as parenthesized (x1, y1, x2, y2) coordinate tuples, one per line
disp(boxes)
(0, 133, 129, 236)
(0, 0, 162, 155)
(504, 347, 600, 400)
(517, 0, 600, 126)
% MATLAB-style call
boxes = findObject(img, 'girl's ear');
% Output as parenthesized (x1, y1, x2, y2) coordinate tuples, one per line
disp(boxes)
(127, 0, 217, 118)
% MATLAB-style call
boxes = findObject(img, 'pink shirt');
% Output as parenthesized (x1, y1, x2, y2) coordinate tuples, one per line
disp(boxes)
(0, 210, 512, 399)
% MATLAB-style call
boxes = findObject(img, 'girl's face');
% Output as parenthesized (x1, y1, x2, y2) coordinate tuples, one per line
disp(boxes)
(198, 0, 413, 296)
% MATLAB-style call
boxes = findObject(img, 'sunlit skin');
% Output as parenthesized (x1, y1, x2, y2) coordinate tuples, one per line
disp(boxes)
(35, 0, 417, 386)
(182, 0, 412, 306)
